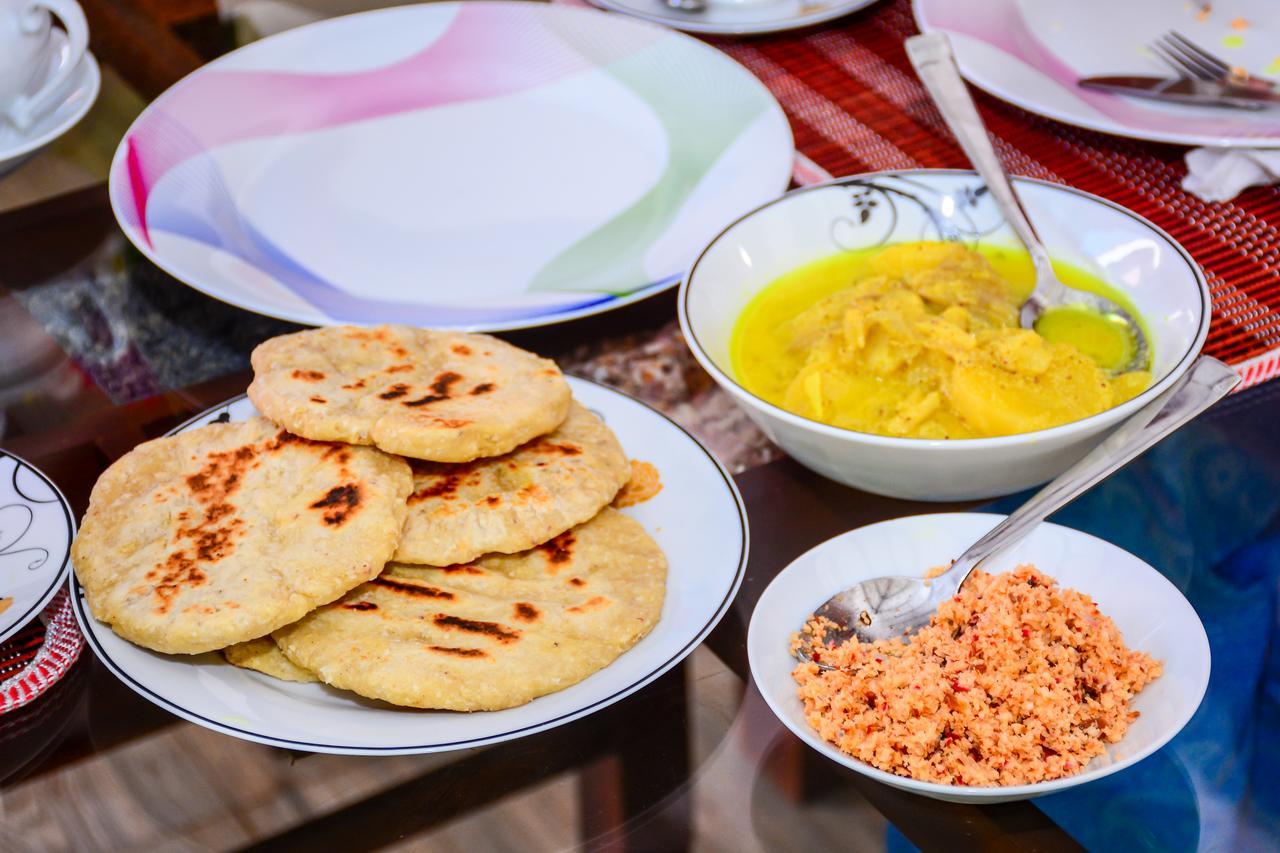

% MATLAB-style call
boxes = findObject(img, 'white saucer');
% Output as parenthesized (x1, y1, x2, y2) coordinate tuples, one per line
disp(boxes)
(748, 514, 1210, 803)
(588, 0, 879, 36)
(0, 31, 100, 176)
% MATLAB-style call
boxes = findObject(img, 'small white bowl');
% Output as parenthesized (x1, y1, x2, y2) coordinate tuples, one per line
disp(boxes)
(679, 170, 1211, 500)
(747, 513, 1210, 804)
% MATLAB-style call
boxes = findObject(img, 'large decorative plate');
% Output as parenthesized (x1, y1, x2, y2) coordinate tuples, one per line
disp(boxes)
(587, 0, 880, 37)
(108, 2, 793, 330)
(914, 0, 1280, 148)
(70, 376, 748, 755)
(0, 451, 74, 645)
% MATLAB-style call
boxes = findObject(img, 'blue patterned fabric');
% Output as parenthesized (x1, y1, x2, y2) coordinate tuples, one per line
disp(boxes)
(889, 384, 1280, 851)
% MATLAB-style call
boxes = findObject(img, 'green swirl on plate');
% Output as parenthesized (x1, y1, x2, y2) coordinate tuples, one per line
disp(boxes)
(530, 35, 770, 295)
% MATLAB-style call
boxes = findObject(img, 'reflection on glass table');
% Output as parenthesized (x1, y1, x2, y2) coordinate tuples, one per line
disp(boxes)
(1, 186, 1278, 851)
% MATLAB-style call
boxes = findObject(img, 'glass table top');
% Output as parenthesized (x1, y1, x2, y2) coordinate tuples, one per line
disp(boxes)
(1, 186, 1277, 852)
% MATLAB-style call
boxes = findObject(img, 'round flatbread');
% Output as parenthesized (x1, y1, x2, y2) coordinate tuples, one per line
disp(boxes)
(274, 509, 667, 711)
(247, 325, 572, 462)
(71, 417, 412, 654)
(224, 637, 318, 683)
(394, 402, 630, 566)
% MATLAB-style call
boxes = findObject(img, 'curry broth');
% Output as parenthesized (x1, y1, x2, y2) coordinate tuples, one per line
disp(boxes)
(730, 242, 1152, 440)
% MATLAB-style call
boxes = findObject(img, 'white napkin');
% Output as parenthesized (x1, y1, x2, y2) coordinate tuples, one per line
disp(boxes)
(1182, 147, 1280, 202)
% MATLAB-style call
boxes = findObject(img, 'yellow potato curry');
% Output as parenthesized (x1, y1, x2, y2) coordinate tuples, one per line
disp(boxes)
(731, 242, 1151, 440)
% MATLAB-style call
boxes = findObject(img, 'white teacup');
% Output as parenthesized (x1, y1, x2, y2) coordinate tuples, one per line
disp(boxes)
(0, 0, 88, 132)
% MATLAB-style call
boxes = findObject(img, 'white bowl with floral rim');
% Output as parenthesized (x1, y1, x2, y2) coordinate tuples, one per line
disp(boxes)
(679, 170, 1211, 501)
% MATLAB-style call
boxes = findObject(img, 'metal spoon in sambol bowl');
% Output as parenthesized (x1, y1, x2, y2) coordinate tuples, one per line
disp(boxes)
(793, 356, 1238, 668)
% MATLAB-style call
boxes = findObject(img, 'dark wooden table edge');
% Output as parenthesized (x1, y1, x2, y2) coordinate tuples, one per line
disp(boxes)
(1, 373, 1082, 853)
(0, 186, 1086, 851)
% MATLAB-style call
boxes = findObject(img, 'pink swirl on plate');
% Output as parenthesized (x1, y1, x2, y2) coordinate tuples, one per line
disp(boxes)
(109, 3, 666, 325)
(116, 3, 657, 246)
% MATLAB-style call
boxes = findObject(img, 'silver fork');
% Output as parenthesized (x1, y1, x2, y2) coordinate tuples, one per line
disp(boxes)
(1150, 31, 1277, 93)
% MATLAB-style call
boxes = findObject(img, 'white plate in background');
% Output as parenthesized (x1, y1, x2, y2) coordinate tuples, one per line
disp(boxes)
(588, 0, 880, 37)
(914, 0, 1280, 147)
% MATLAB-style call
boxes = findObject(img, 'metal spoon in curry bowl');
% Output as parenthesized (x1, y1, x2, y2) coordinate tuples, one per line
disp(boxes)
(794, 356, 1238, 667)
(905, 32, 1149, 375)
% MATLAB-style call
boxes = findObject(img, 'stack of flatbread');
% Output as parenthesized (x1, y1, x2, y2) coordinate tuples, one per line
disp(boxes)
(71, 325, 666, 711)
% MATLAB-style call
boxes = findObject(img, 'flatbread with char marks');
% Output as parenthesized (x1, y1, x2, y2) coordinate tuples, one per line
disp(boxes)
(224, 637, 318, 683)
(274, 509, 666, 711)
(71, 417, 411, 654)
(247, 325, 571, 462)
(394, 402, 629, 566)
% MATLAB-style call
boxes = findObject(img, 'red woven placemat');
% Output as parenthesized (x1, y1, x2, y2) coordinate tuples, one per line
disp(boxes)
(712, 0, 1280, 389)
(0, 589, 84, 714)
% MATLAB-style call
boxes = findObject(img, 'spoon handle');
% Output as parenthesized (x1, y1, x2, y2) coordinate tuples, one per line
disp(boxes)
(943, 356, 1240, 586)
(905, 33, 1055, 280)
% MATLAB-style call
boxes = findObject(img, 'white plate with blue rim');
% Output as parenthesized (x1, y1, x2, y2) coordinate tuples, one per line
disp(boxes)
(0, 450, 75, 645)
(108, 1, 792, 331)
(70, 376, 748, 754)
